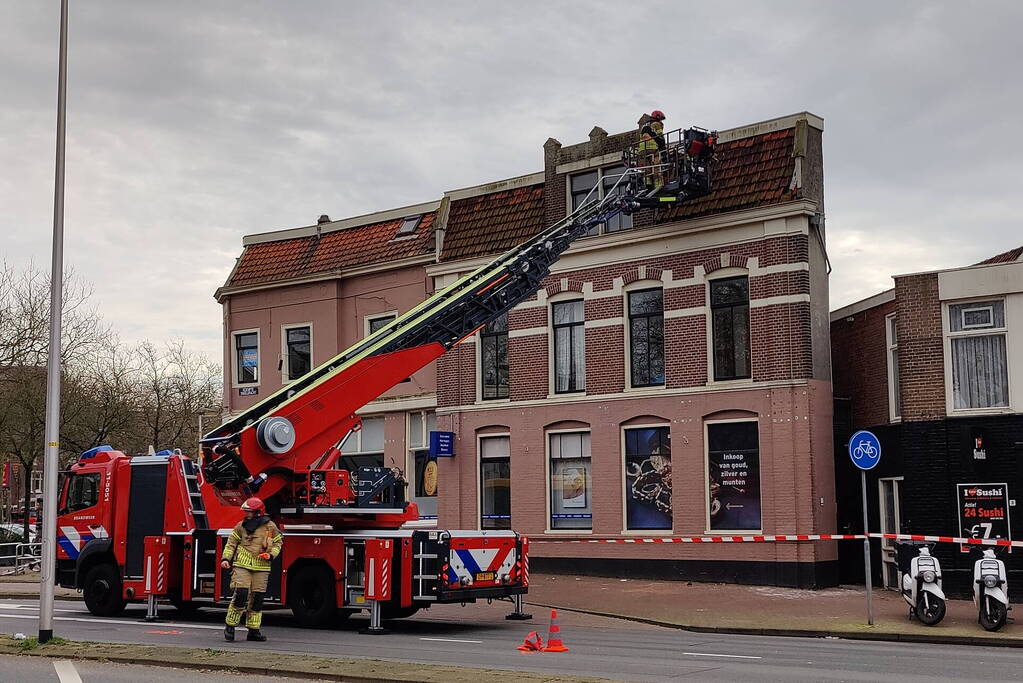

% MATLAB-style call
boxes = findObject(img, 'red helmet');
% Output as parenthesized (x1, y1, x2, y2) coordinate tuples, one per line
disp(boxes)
(650, 110, 665, 120)
(240, 497, 265, 513)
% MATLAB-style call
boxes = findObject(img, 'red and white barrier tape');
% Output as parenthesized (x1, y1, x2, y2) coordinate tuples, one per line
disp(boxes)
(531, 532, 1023, 548)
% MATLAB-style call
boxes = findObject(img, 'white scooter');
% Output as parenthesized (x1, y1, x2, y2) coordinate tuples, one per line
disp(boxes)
(900, 543, 946, 625)
(973, 548, 1009, 631)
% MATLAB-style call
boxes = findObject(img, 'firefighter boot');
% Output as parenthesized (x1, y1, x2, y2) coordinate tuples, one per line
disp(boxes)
(224, 625, 235, 642)
(246, 629, 267, 642)
(246, 592, 266, 641)
(225, 587, 247, 641)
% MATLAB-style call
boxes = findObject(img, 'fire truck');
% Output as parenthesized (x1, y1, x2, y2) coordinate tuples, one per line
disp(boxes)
(53, 126, 716, 630)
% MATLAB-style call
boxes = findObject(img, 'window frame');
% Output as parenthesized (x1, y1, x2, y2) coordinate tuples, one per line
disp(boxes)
(477, 433, 512, 531)
(707, 274, 752, 383)
(59, 472, 101, 514)
(566, 165, 633, 235)
(281, 322, 313, 383)
(885, 313, 901, 422)
(626, 286, 665, 389)
(942, 297, 1012, 414)
(545, 429, 593, 533)
(231, 328, 260, 388)
(407, 410, 438, 523)
(394, 214, 423, 238)
(337, 415, 386, 472)
(478, 313, 510, 401)
(30, 469, 44, 494)
(620, 422, 673, 534)
(364, 311, 398, 338)
(703, 417, 762, 534)
(550, 297, 586, 395)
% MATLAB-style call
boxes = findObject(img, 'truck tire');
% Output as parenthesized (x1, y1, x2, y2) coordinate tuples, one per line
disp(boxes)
(83, 563, 127, 617)
(288, 565, 336, 628)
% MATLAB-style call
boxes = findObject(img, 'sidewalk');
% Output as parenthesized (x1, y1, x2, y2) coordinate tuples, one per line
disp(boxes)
(0, 573, 77, 600)
(526, 573, 1023, 647)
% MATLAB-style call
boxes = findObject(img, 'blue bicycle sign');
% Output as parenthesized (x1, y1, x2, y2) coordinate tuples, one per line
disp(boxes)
(848, 430, 881, 470)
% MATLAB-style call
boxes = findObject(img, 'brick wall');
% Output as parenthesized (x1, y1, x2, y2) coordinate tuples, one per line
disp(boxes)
(894, 273, 946, 420)
(830, 299, 896, 430)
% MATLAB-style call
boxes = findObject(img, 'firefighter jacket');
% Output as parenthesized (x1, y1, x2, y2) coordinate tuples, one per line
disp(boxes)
(639, 120, 665, 151)
(222, 516, 283, 572)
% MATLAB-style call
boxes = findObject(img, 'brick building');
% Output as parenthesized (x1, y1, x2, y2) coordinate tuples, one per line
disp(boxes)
(217, 112, 837, 586)
(831, 246, 1023, 595)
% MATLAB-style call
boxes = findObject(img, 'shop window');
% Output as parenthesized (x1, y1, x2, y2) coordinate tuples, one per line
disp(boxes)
(479, 435, 511, 530)
(60, 473, 100, 514)
(623, 426, 671, 530)
(628, 288, 664, 387)
(710, 276, 751, 381)
(886, 314, 901, 420)
(480, 313, 509, 400)
(549, 432, 592, 530)
(233, 331, 259, 384)
(338, 416, 385, 472)
(568, 165, 633, 235)
(947, 300, 1009, 410)
(408, 411, 438, 520)
(706, 420, 761, 531)
(284, 324, 311, 381)
(552, 300, 585, 394)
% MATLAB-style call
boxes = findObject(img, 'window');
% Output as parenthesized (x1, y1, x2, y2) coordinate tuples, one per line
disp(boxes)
(234, 331, 259, 384)
(480, 314, 509, 400)
(368, 314, 396, 335)
(623, 426, 671, 530)
(60, 473, 100, 514)
(569, 165, 633, 235)
(706, 420, 761, 531)
(552, 300, 585, 393)
(710, 276, 751, 381)
(338, 416, 385, 472)
(408, 411, 438, 519)
(480, 435, 510, 530)
(886, 314, 901, 420)
(284, 325, 311, 381)
(628, 289, 664, 387)
(948, 300, 1009, 410)
(549, 432, 592, 530)
(30, 469, 43, 494)
(395, 215, 422, 237)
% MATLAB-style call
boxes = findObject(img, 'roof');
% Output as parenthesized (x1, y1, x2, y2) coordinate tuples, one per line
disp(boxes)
(441, 183, 544, 261)
(975, 245, 1023, 265)
(226, 212, 435, 288)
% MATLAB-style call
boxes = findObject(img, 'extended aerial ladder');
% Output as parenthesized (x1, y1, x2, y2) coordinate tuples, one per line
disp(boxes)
(200, 126, 718, 526)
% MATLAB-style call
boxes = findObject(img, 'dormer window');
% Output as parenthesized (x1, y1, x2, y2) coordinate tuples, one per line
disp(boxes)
(395, 215, 422, 237)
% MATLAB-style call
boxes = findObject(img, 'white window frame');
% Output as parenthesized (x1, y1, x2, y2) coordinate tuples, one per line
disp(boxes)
(566, 165, 633, 236)
(544, 429, 593, 534)
(942, 297, 1012, 415)
(406, 410, 438, 525)
(281, 322, 313, 383)
(337, 414, 386, 467)
(476, 313, 510, 404)
(703, 417, 762, 535)
(623, 281, 666, 391)
(885, 313, 901, 422)
(364, 311, 398, 338)
(30, 469, 44, 495)
(477, 433, 511, 531)
(705, 268, 753, 386)
(620, 422, 673, 535)
(548, 294, 586, 397)
(231, 328, 260, 388)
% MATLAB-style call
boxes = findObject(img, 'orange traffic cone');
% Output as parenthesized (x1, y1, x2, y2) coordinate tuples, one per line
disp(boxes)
(543, 609, 570, 652)
(516, 630, 545, 652)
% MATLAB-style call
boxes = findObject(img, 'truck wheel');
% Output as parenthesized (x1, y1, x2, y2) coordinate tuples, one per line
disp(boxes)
(288, 565, 336, 628)
(83, 563, 127, 617)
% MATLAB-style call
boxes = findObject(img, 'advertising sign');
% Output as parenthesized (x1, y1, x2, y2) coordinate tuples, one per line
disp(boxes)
(1, 462, 10, 488)
(957, 482, 1011, 553)
(429, 430, 455, 458)
(624, 426, 672, 530)
(707, 421, 762, 531)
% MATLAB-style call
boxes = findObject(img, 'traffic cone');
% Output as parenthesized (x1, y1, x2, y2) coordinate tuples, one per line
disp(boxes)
(516, 630, 545, 652)
(543, 609, 570, 652)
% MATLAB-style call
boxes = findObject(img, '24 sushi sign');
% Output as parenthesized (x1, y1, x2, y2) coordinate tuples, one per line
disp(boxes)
(957, 483, 1011, 553)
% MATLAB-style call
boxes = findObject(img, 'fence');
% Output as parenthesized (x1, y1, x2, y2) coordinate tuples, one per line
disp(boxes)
(0, 541, 42, 576)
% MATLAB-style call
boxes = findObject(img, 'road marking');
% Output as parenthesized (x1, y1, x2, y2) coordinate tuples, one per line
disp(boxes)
(419, 637, 483, 644)
(0, 612, 224, 631)
(53, 660, 84, 683)
(683, 652, 762, 660)
(0, 604, 80, 614)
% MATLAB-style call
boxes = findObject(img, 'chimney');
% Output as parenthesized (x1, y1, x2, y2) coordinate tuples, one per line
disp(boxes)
(317, 214, 331, 224)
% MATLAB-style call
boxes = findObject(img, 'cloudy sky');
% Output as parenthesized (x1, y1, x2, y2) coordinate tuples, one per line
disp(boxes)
(2, 1, 1021, 363)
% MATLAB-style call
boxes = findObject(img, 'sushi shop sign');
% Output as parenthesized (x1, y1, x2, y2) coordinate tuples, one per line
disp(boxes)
(957, 483, 1012, 553)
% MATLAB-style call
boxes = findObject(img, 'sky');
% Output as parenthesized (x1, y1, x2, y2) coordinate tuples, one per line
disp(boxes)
(2, 1, 1021, 363)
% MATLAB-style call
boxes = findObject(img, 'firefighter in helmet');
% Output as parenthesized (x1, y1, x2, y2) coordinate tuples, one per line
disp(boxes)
(638, 110, 667, 193)
(221, 497, 283, 642)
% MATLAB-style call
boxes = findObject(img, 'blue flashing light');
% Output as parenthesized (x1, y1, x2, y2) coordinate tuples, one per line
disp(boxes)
(80, 445, 113, 460)
(155, 449, 174, 456)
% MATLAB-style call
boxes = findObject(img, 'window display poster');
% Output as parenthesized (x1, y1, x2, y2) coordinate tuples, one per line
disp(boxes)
(624, 426, 672, 530)
(957, 483, 1010, 553)
(561, 467, 587, 508)
(707, 421, 762, 531)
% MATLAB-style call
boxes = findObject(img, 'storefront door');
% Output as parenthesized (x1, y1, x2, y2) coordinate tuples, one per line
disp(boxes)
(878, 477, 903, 589)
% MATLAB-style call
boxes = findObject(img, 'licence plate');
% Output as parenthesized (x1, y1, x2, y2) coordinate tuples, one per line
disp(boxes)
(474, 571, 496, 582)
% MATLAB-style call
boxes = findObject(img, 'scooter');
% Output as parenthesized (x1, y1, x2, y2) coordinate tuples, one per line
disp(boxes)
(973, 548, 1009, 631)
(900, 543, 946, 625)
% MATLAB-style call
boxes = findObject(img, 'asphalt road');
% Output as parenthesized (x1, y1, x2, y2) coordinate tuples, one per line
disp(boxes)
(0, 655, 310, 682)
(0, 598, 1022, 682)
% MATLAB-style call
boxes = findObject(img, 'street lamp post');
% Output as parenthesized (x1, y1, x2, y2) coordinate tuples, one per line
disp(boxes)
(39, 0, 69, 644)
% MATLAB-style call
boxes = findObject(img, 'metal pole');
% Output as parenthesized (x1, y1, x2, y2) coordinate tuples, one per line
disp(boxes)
(39, 0, 69, 645)
(861, 469, 874, 626)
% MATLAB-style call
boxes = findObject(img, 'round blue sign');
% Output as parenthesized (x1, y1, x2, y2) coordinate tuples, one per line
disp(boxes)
(848, 430, 881, 470)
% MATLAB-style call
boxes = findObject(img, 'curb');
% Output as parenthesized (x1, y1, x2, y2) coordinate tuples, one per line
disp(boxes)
(526, 601, 1023, 649)
(0, 592, 81, 601)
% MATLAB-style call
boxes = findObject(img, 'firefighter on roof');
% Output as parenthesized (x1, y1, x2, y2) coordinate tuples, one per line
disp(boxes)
(221, 497, 282, 642)
(638, 110, 667, 193)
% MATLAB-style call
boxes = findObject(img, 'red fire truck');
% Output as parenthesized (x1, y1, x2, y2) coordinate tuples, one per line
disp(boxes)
(53, 128, 716, 630)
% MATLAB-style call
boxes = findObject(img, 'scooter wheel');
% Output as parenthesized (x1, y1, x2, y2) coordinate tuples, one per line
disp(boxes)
(979, 597, 1008, 632)
(915, 594, 946, 626)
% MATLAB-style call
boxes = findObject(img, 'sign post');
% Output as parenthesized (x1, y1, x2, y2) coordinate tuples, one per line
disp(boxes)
(849, 429, 881, 626)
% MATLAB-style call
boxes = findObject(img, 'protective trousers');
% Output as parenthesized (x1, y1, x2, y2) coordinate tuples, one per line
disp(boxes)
(225, 566, 269, 630)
